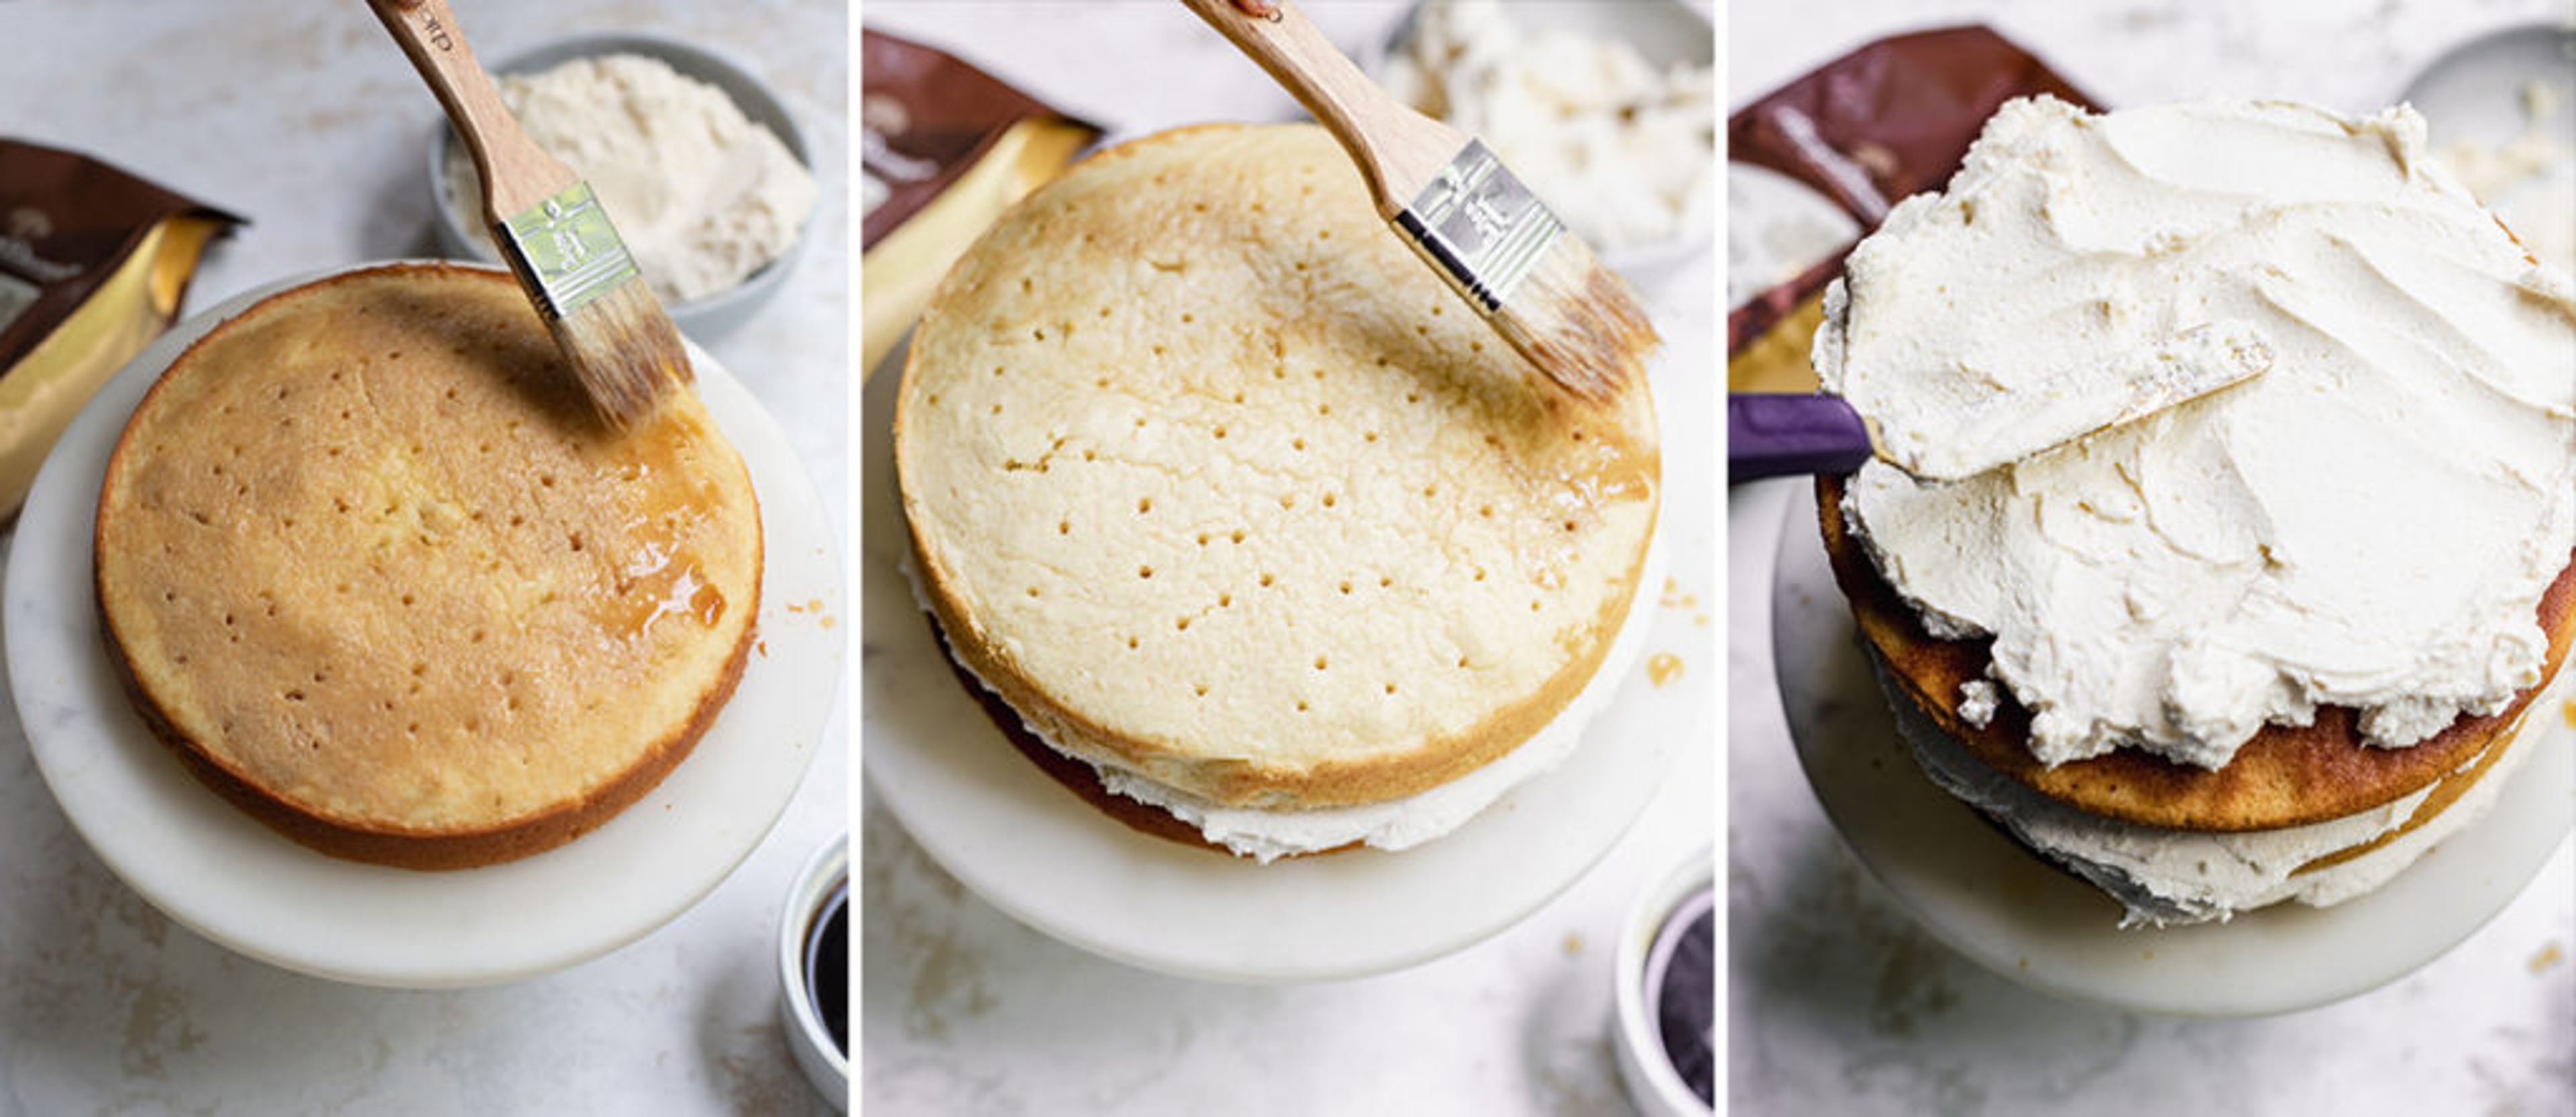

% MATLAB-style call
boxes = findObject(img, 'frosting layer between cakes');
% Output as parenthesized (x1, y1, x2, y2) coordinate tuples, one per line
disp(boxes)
(1877, 655, 2556, 926)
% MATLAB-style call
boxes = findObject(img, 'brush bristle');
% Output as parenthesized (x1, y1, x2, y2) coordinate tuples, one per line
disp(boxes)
(1491, 240, 1658, 401)
(544, 279, 692, 430)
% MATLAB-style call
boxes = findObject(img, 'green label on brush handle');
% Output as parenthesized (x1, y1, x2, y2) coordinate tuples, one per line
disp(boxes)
(498, 180, 640, 319)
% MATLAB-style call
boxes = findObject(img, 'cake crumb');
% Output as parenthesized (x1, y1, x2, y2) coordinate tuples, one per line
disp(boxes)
(1957, 680, 2000, 727)
(1646, 652, 1684, 688)
(2560, 699, 2575, 729)
(1562, 933, 1584, 957)
(2532, 941, 2565, 974)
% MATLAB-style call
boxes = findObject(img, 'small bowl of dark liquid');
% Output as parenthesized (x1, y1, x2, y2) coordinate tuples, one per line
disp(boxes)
(780, 835, 848, 1110)
(1615, 846, 1715, 1116)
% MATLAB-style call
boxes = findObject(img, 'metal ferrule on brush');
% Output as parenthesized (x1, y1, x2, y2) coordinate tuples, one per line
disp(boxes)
(495, 180, 643, 321)
(1393, 140, 1563, 316)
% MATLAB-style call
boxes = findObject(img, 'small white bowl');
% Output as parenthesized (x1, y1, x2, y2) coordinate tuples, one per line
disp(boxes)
(777, 835, 848, 1111)
(1368, 0, 1717, 292)
(1614, 844, 1715, 1117)
(425, 31, 813, 340)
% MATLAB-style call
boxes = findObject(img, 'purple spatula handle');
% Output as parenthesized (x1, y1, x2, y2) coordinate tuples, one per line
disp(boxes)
(1728, 394, 1874, 482)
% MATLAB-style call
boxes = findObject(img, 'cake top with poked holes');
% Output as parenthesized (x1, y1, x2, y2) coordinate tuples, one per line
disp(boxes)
(95, 264, 761, 849)
(895, 123, 1660, 810)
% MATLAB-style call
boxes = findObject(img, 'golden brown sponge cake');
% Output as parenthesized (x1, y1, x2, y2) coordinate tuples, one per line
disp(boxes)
(895, 123, 1660, 816)
(94, 263, 761, 869)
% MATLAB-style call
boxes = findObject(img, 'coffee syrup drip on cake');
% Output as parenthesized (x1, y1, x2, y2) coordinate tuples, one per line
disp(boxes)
(592, 407, 730, 641)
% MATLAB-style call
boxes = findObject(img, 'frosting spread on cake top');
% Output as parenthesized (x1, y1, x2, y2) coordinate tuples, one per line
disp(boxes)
(1821, 97, 2576, 770)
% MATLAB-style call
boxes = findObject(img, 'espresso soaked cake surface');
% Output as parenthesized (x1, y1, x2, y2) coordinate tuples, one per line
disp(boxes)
(95, 264, 762, 869)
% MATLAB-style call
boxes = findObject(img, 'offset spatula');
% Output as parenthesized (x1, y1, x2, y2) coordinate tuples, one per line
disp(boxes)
(1733, 321, 2274, 483)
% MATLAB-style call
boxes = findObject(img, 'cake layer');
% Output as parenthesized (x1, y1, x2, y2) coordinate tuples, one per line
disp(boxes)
(1821, 473, 2576, 832)
(1877, 650, 2554, 927)
(895, 123, 1660, 810)
(935, 533, 1660, 862)
(95, 264, 761, 868)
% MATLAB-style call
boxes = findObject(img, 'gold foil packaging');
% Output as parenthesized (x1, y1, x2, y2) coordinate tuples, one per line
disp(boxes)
(0, 140, 239, 523)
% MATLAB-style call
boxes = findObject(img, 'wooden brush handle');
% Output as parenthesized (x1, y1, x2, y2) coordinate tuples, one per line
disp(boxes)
(365, 0, 573, 219)
(1178, 0, 1462, 213)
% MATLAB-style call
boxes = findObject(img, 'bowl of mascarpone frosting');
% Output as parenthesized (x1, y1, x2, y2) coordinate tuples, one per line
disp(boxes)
(1371, 0, 1716, 292)
(428, 31, 821, 340)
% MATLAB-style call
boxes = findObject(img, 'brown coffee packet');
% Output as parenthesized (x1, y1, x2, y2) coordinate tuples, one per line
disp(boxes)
(1725, 27, 2100, 386)
(0, 140, 240, 521)
(860, 29, 1099, 378)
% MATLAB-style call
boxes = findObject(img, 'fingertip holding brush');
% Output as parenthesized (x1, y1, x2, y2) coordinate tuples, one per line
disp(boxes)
(1181, 0, 1657, 401)
(366, 0, 689, 431)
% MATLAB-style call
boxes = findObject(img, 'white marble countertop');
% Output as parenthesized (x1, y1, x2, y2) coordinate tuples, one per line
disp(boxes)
(0, 2, 847, 1113)
(858, 3, 1717, 1114)
(1727, 2, 2575, 1114)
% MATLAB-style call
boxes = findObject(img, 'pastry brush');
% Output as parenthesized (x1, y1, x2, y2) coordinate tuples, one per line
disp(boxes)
(366, 0, 688, 429)
(1181, 0, 1656, 401)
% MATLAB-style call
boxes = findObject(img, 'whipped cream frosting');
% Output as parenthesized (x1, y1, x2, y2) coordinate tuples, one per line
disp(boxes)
(1822, 97, 2576, 770)
(1382, 0, 1714, 253)
(443, 54, 815, 305)
(1879, 655, 2553, 927)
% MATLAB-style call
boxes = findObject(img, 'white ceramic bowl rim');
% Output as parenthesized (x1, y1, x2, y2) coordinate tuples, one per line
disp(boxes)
(779, 835, 851, 1088)
(1615, 843, 1716, 1116)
